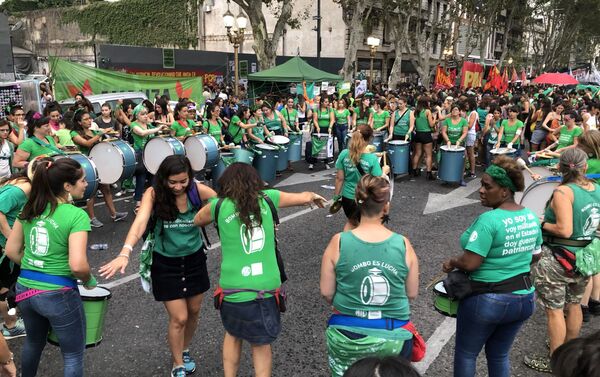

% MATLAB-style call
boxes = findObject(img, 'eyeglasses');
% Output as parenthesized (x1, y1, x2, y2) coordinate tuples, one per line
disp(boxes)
(0, 129, 10, 133)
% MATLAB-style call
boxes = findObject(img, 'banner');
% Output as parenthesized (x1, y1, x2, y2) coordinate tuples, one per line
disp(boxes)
(483, 65, 500, 92)
(460, 62, 484, 89)
(434, 65, 455, 89)
(50, 57, 204, 104)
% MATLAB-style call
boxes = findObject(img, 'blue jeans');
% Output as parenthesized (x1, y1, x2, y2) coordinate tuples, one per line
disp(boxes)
(16, 283, 86, 377)
(334, 123, 348, 153)
(454, 292, 535, 377)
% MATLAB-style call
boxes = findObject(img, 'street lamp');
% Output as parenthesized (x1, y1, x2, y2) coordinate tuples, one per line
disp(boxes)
(366, 36, 380, 90)
(507, 57, 513, 65)
(223, 2, 246, 96)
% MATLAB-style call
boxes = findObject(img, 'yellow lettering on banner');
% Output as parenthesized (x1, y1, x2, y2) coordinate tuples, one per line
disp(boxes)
(464, 72, 473, 87)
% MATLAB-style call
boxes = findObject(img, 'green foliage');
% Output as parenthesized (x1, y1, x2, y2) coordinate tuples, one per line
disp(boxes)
(61, 0, 199, 48)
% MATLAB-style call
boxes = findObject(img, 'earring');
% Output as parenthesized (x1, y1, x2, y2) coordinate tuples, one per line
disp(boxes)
(67, 192, 73, 203)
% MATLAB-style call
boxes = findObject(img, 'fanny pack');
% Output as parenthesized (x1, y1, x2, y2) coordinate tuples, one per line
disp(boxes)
(213, 285, 287, 313)
(19, 269, 78, 288)
(443, 270, 532, 300)
(546, 239, 600, 277)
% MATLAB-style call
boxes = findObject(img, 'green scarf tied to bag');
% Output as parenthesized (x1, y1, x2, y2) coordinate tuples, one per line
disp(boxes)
(311, 136, 327, 156)
(576, 238, 600, 277)
(139, 217, 161, 293)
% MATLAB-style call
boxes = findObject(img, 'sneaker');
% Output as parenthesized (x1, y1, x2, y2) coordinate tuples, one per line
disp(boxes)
(125, 188, 135, 194)
(182, 350, 196, 374)
(96, 191, 104, 199)
(114, 190, 124, 197)
(2, 319, 26, 339)
(112, 212, 128, 222)
(465, 172, 477, 179)
(171, 366, 186, 377)
(308, 164, 314, 170)
(90, 217, 104, 228)
(111, 183, 118, 189)
(589, 299, 600, 315)
(325, 163, 331, 170)
(523, 355, 552, 373)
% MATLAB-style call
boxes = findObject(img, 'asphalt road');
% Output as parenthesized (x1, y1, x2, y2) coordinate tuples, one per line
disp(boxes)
(6, 161, 599, 377)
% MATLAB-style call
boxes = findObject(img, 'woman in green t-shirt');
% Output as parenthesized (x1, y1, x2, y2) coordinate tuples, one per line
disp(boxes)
(312, 96, 334, 135)
(386, 96, 414, 142)
(443, 156, 540, 377)
(6, 158, 95, 377)
(441, 105, 468, 147)
(410, 96, 437, 180)
(322, 175, 419, 377)
(262, 103, 290, 137)
(227, 106, 256, 146)
(247, 107, 271, 144)
(101, 156, 217, 377)
(71, 110, 127, 228)
(333, 98, 352, 151)
(352, 96, 371, 130)
(202, 103, 226, 146)
(369, 98, 391, 133)
(549, 110, 583, 154)
(495, 106, 524, 150)
(13, 116, 62, 170)
(193, 162, 325, 377)
(170, 102, 195, 138)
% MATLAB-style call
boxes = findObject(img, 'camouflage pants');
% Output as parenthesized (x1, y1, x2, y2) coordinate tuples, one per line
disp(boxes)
(532, 245, 589, 310)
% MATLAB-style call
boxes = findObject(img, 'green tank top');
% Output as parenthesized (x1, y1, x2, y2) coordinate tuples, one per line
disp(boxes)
(544, 183, 600, 252)
(153, 199, 203, 258)
(316, 108, 332, 129)
(392, 110, 410, 136)
(333, 232, 410, 320)
(203, 119, 223, 142)
(372, 110, 390, 129)
(414, 110, 431, 132)
(249, 117, 265, 143)
(210, 190, 281, 302)
(281, 108, 297, 127)
(264, 113, 282, 132)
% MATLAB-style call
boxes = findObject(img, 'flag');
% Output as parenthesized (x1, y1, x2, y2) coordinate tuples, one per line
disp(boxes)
(511, 67, 518, 83)
(499, 67, 509, 94)
(460, 62, 484, 89)
(483, 65, 500, 91)
(521, 68, 527, 83)
(434, 65, 454, 89)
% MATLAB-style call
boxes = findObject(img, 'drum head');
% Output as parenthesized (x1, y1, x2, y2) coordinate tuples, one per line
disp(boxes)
(89, 142, 123, 184)
(433, 281, 447, 294)
(387, 140, 408, 146)
(271, 135, 290, 145)
(516, 167, 552, 203)
(255, 143, 277, 151)
(520, 180, 559, 218)
(440, 145, 465, 152)
(313, 133, 329, 138)
(78, 285, 112, 300)
(490, 147, 516, 155)
(184, 136, 207, 171)
(144, 138, 180, 174)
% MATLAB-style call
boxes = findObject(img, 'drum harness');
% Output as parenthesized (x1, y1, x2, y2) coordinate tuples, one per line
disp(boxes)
(15, 270, 77, 303)
(443, 270, 533, 301)
(212, 193, 287, 313)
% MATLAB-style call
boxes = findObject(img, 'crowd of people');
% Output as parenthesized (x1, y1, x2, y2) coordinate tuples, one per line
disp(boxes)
(0, 80, 597, 377)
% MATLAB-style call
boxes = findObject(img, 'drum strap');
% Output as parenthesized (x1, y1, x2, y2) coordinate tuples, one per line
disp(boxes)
(19, 269, 78, 289)
(31, 136, 66, 156)
(394, 110, 409, 128)
(542, 236, 591, 247)
(187, 182, 211, 248)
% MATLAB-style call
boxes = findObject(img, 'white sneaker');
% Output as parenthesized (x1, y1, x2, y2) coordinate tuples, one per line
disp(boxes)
(308, 164, 314, 170)
(325, 163, 331, 170)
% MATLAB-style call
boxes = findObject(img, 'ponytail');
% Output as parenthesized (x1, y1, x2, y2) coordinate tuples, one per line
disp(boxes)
(349, 124, 373, 165)
(559, 148, 589, 185)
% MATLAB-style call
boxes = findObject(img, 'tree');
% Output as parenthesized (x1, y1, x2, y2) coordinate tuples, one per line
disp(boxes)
(335, 0, 373, 81)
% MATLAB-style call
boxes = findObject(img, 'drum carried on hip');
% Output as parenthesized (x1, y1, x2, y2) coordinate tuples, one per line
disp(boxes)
(184, 134, 220, 171)
(89, 140, 136, 184)
(439, 145, 465, 183)
(143, 137, 186, 174)
(54, 153, 99, 201)
(520, 180, 560, 219)
(252, 143, 279, 182)
(372, 132, 385, 152)
(312, 133, 333, 160)
(433, 281, 458, 317)
(48, 285, 112, 348)
(386, 140, 410, 175)
(270, 135, 290, 172)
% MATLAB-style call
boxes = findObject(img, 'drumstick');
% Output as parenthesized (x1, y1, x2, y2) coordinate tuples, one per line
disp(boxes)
(516, 158, 536, 176)
(426, 272, 447, 290)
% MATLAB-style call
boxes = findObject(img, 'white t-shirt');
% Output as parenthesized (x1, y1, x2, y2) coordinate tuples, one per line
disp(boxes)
(587, 115, 597, 131)
(468, 111, 479, 135)
(0, 141, 11, 179)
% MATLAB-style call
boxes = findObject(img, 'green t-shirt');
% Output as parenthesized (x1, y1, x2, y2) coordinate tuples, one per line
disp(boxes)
(476, 108, 489, 130)
(203, 119, 224, 143)
(556, 126, 583, 150)
(460, 208, 542, 294)
(70, 130, 101, 155)
(0, 185, 27, 247)
(210, 190, 281, 302)
(18, 203, 91, 290)
(372, 110, 390, 130)
(227, 115, 245, 144)
(18, 136, 60, 159)
(353, 106, 370, 125)
(335, 149, 383, 199)
(153, 199, 203, 258)
(501, 119, 524, 145)
(316, 108, 332, 130)
(487, 119, 501, 145)
(334, 109, 350, 125)
(131, 121, 155, 151)
(249, 117, 266, 143)
(264, 113, 282, 132)
(444, 118, 468, 144)
(588, 158, 600, 182)
(333, 231, 410, 320)
(414, 110, 432, 132)
(392, 110, 411, 136)
(171, 119, 195, 138)
(281, 108, 298, 128)
(544, 183, 600, 253)
(55, 129, 75, 147)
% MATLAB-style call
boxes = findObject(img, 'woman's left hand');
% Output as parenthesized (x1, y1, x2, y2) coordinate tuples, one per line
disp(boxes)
(442, 260, 453, 273)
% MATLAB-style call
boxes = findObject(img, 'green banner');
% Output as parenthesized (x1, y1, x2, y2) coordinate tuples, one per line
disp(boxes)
(50, 57, 203, 104)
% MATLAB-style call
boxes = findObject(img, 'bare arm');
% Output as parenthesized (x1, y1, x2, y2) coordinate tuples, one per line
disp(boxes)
(132, 124, 165, 137)
(544, 186, 574, 238)
(404, 237, 419, 300)
(278, 191, 326, 209)
(72, 132, 105, 149)
(320, 233, 340, 304)
(68, 231, 92, 283)
(5, 221, 23, 264)
(334, 169, 344, 198)
(443, 250, 484, 273)
(0, 213, 11, 242)
(12, 149, 30, 169)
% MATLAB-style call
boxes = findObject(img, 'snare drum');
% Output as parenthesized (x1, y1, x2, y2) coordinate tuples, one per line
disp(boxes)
(312, 133, 333, 160)
(386, 140, 410, 175)
(433, 281, 458, 317)
(252, 143, 279, 182)
(520, 180, 559, 219)
(89, 140, 136, 184)
(439, 145, 465, 183)
(54, 154, 99, 201)
(48, 285, 111, 348)
(270, 135, 290, 171)
(184, 134, 220, 171)
(372, 132, 385, 152)
(143, 137, 186, 174)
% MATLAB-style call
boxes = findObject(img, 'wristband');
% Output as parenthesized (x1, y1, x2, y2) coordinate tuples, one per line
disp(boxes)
(122, 244, 133, 252)
(333, 194, 341, 201)
(84, 274, 97, 288)
(540, 221, 545, 231)
(118, 254, 130, 259)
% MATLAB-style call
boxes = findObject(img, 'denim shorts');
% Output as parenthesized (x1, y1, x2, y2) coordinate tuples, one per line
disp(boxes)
(465, 133, 477, 147)
(220, 296, 281, 345)
(531, 129, 548, 145)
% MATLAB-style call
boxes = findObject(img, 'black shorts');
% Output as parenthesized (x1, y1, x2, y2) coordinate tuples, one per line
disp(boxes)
(0, 246, 19, 289)
(413, 131, 433, 144)
(341, 196, 360, 225)
(392, 134, 408, 141)
(151, 250, 210, 302)
(220, 296, 281, 345)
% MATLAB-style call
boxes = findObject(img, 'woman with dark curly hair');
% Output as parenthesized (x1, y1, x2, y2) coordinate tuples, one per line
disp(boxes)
(100, 155, 217, 377)
(194, 162, 325, 377)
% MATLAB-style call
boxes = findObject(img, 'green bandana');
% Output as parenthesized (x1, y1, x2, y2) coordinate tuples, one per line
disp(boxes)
(485, 165, 517, 192)
(132, 103, 145, 118)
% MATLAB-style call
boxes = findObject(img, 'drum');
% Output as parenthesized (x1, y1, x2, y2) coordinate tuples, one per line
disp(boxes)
(490, 147, 518, 160)
(386, 140, 410, 175)
(54, 154, 98, 201)
(372, 132, 385, 152)
(48, 285, 111, 348)
(184, 134, 220, 171)
(515, 166, 553, 203)
(89, 140, 136, 184)
(287, 132, 303, 162)
(433, 281, 458, 317)
(143, 137, 186, 174)
(231, 147, 254, 165)
(360, 268, 390, 306)
(439, 145, 465, 183)
(270, 135, 290, 171)
(212, 152, 235, 189)
(520, 180, 559, 219)
(252, 144, 279, 182)
(312, 133, 333, 160)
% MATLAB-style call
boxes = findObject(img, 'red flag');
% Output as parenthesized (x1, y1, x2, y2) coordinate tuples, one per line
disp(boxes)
(434, 65, 454, 89)
(511, 67, 518, 83)
(460, 62, 484, 89)
(499, 67, 509, 94)
(483, 65, 500, 91)
(521, 69, 527, 82)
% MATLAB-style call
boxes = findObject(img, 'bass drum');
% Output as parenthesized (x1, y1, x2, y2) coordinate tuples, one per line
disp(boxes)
(520, 180, 560, 219)
(143, 137, 186, 174)
(515, 166, 553, 203)
(54, 154, 99, 201)
(184, 134, 220, 171)
(89, 139, 136, 184)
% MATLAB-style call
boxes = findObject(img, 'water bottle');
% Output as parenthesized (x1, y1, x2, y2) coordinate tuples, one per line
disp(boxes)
(89, 244, 108, 251)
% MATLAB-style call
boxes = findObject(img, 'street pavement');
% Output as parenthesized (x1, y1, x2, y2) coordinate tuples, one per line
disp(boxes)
(7, 161, 599, 377)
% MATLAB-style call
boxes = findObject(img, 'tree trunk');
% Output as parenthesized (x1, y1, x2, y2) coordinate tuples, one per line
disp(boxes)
(387, 14, 408, 89)
(339, 0, 369, 81)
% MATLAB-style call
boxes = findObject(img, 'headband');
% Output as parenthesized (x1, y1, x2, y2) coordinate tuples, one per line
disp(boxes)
(485, 165, 517, 193)
(132, 103, 146, 118)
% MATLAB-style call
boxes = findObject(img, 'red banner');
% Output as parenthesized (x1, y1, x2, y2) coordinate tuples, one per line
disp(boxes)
(460, 62, 484, 89)
(434, 65, 455, 89)
(483, 65, 501, 92)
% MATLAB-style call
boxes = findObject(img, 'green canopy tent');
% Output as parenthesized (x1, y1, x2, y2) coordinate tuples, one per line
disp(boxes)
(247, 56, 342, 101)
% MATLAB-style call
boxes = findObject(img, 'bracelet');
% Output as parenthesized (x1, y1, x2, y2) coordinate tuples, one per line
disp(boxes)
(0, 352, 13, 365)
(118, 254, 130, 259)
(540, 221, 545, 230)
(122, 244, 133, 252)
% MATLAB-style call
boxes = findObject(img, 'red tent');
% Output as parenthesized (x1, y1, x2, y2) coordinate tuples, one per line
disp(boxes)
(532, 73, 579, 85)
